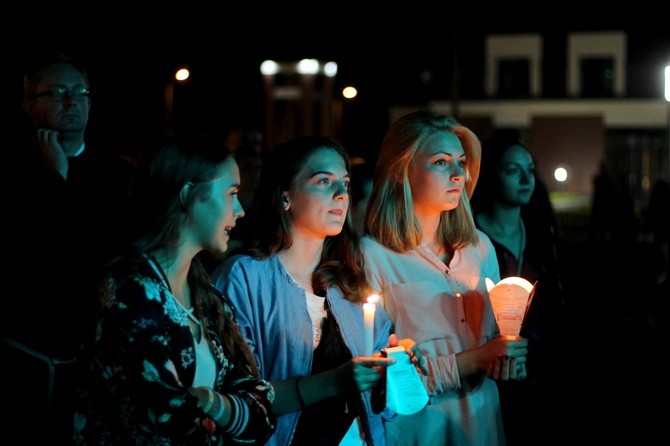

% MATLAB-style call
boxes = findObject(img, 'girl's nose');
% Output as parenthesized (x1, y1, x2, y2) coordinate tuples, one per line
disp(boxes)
(334, 180, 349, 199)
(450, 164, 465, 180)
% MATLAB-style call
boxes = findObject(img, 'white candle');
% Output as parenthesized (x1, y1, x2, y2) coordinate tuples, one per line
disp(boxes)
(363, 294, 380, 356)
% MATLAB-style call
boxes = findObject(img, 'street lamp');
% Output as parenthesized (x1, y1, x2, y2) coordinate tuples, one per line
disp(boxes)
(165, 67, 190, 127)
(259, 59, 337, 149)
(554, 165, 568, 193)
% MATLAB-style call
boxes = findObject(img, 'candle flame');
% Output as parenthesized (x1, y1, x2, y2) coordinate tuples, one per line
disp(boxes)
(367, 294, 380, 304)
(486, 276, 534, 293)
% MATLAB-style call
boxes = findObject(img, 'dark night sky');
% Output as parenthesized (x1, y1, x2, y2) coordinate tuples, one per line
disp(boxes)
(4, 10, 669, 158)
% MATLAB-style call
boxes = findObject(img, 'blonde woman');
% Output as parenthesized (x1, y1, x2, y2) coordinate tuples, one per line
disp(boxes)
(363, 111, 528, 446)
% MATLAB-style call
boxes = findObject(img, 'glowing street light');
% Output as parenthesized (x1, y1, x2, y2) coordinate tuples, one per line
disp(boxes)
(175, 68, 190, 82)
(554, 166, 568, 192)
(165, 66, 190, 126)
(259, 59, 338, 148)
(342, 86, 358, 99)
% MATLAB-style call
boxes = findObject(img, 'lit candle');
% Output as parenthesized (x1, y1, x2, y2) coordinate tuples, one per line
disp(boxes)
(363, 294, 380, 356)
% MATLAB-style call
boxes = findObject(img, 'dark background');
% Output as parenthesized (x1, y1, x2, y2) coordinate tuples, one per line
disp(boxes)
(4, 10, 669, 158)
(3, 9, 670, 442)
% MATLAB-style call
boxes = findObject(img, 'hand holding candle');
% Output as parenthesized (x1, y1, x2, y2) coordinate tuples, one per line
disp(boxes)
(363, 294, 380, 356)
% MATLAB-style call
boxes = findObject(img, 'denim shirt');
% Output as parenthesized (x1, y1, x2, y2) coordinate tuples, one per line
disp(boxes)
(213, 253, 394, 446)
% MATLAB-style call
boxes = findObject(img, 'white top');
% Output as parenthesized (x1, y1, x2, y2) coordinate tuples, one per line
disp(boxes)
(192, 319, 216, 388)
(362, 233, 505, 446)
(172, 299, 216, 388)
(145, 253, 217, 388)
(293, 274, 365, 445)
(305, 291, 326, 348)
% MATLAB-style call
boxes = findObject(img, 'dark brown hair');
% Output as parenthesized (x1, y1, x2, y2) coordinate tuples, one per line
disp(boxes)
(250, 135, 372, 302)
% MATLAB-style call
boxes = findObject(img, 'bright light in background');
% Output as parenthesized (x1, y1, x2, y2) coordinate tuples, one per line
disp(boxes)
(165, 67, 190, 126)
(260, 60, 279, 75)
(323, 61, 338, 77)
(554, 166, 568, 182)
(258, 58, 340, 149)
(297, 59, 319, 75)
(342, 86, 358, 99)
(260, 59, 338, 77)
(175, 68, 190, 81)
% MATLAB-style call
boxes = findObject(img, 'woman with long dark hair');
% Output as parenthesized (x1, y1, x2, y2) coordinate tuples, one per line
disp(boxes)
(73, 131, 276, 445)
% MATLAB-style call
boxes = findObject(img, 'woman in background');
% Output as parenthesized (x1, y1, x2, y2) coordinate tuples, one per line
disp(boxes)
(472, 129, 566, 446)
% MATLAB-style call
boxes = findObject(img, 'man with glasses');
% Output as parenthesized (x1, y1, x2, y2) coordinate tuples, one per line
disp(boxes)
(22, 58, 92, 177)
(2, 53, 133, 444)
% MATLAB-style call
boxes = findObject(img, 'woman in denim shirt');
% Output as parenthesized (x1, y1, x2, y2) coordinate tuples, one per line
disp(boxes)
(212, 136, 423, 445)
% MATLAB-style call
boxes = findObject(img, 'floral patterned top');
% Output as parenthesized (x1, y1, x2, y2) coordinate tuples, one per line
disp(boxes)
(73, 252, 276, 445)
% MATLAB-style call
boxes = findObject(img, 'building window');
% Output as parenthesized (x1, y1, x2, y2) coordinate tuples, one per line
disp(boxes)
(497, 59, 530, 98)
(580, 57, 615, 97)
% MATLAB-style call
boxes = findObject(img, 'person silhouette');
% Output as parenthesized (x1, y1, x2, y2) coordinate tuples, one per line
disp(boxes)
(3, 52, 133, 444)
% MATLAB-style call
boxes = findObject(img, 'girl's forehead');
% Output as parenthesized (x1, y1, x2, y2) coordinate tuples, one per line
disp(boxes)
(300, 148, 347, 173)
(418, 132, 464, 155)
(501, 144, 532, 163)
(211, 157, 240, 184)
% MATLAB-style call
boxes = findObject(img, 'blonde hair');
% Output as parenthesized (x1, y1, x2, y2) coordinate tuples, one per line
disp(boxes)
(365, 110, 482, 252)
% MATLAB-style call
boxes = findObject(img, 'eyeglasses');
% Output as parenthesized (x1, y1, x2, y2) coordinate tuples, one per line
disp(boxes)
(30, 86, 91, 101)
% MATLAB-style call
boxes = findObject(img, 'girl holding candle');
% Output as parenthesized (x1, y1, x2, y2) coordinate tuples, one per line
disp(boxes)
(212, 136, 423, 446)
(362, 111, 528, 446)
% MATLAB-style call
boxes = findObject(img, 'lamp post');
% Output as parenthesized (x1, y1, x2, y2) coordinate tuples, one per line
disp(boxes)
(259, 59, 337, 149)
(165, 67, 190, 127)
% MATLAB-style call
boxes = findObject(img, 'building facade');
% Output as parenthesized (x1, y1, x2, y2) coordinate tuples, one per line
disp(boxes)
(391, 31, 669, 210)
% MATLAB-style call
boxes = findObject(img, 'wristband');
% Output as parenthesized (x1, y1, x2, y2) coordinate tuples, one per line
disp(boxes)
(212, 393, 226, 421)
(202, 388, 215, 413)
